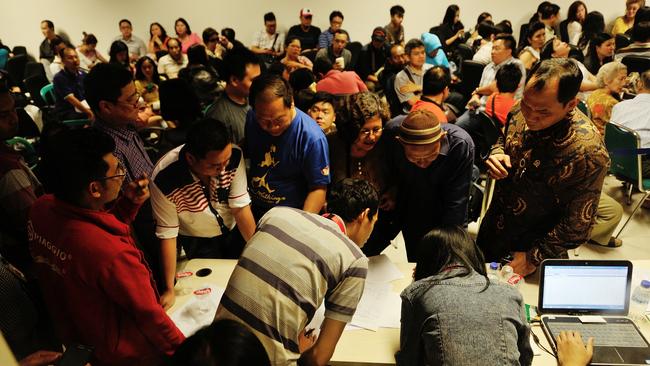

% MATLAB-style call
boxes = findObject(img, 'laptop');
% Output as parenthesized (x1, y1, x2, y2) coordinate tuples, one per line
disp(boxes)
(538, 259, 650, 365)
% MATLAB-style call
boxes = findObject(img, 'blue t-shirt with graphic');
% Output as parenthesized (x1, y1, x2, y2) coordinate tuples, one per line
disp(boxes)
(245, 108, 331, 215)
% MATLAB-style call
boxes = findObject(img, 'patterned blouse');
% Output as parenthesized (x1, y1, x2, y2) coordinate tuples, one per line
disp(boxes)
(586, 88, 619, 136)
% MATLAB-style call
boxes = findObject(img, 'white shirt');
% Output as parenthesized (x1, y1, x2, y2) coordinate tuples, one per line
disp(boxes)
(252, 30, 284, 53)
(157, 54, 188, 79)
(111, 34, 147, 58)
(472, 41, 493, 65)
(611, 93, 650, 148)
(567, 21, 582, 46)
(479, 57, 526, 104)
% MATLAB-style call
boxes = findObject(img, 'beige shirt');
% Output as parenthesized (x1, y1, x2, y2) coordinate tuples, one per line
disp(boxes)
(156, 54, 188, 79)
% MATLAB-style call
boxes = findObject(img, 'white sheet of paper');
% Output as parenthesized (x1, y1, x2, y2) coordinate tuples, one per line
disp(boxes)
(170, 285, 225, 337)
(366, 254, 405, 283)
(378, 290, 402, 329)
(350, 281, 393, 331)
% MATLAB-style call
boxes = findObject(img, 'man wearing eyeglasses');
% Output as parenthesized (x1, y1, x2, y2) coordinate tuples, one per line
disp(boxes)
(288, 8, 321, 53)
(387, 109, 474, 261)
(28, 128, 184, 366)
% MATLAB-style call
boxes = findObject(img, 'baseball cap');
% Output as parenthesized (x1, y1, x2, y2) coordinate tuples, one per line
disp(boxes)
(300, 8, 313, 17)
(372, 27, 387, 42)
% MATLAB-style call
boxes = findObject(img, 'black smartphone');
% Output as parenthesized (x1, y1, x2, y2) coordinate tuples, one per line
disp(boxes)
(56, 344, 94, 366)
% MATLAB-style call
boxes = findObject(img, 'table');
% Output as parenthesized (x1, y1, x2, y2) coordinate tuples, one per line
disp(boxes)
(169, 259, 650, 366)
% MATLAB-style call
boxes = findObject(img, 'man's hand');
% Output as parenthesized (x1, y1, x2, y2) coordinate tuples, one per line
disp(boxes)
(485, 153, 512, 180)
(124, 174, 150, 205)
(19, 350, 62, 366)
(160, 288, 176, 310)
(367, 74, 379, 83)
(465, 94, 481, 110)
(399, 82, 421, 94)
(299, 328, 317, 353)
(557, 331, 594, 366)
(509, 251, 536, 277)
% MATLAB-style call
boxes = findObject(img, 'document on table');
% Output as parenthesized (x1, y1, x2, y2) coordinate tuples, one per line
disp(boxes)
(366, 254, 405, 283)
(169, 284, 225, 337)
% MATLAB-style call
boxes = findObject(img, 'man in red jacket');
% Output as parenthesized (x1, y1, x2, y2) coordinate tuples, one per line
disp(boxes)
(28, 128, 184, 366)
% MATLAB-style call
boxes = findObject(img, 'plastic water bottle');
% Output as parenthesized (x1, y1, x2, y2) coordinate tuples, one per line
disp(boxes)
(488, 262, 500, 281)
(500, 265, 524, 288)
(629, 280, 650, 322)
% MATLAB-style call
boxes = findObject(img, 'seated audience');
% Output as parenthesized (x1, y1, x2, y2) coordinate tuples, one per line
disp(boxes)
(612, 0, 645, 35)
(411, 66, 450, 123)
(53, 47, 93, 121)
(395, 38, 433, 113)
(245, 73, 330, 218)
(205, 47, 261, 145)
(30, 128, 184, 366)
(108, 40, 131, 72)
(251, 12, 285, 66)
(539, 2, 561, 42)
(496, 19, 514, 35)
(436, 5, 465, 53)
(315, 29, 352, 71)
(465, 12, 492, 47)
(540, 38, 598, 94)
(307, 91, 337, 135)
(478, 59, 610, 275)
(157, 38, 188, 79)
(287, 8, 321, 52)
(586, 61, 627, 135)
(615, 7, 650, 60)
(203, 27, 228, 63)
(314, 57, 367, 95)
(584, 33, 615, 75)
(472, 21, 498, 65)
(77, 32, 107, 71)
(134, 56, 160, 107)
(319, 10, 345, 49)
(112, 19, 146, 63)
(355, 27, 391, 90)
(147, 22, 169, 57)
(170, 319, 270, 366)
(281, 37, 313, 71)
(397, 226, 533, 366)
(151, 119, 255, 309)
(47, 36, 66, 78)
(221, 27, 245, 50)
(378, 43, 407, 93)
(215, 178, 378, 366)
(577, 11, 606, 56)
(421, 32, 450, 68)
(178, 44, 221, 107)
(518, 22, 546, 72)
(385, 5, 405, 46)
(611, 69, 650, 179)
(566, 1, 587, 45)
(175, 17, 202, 54)
(387, 109, 474, 261)
(485, 63, 522, 126)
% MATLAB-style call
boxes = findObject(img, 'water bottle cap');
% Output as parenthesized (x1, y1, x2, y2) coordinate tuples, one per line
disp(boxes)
(641, 280, 650, 288)
(489, 262, 499, 270)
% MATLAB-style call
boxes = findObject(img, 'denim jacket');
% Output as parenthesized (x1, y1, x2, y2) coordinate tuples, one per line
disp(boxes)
(397, 267, 533, 366)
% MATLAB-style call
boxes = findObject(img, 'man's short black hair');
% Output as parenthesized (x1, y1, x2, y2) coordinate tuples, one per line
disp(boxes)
(528, 58, 582, 106)
(221, 47, 260, 82)
(50, 36, 64, 50)
(249, 73, 293, 110)
(118, 19, 132, 27)
(313, 57, 334, 76)
(184, 118, 231, 159)
(390, 5, 405, 17)
(221, 28, 236, 42)
(310, 91, 336, 109)
(494, 34, 516, 51)
(42, 128, 116, 204)
(477, 21, 497, 39)
(633, 19, 650, 43)
(495, 20, 513, 35)
(84, 63, 134, 112)
(496, 63, 522, 93)
(59, 45, 76, 59)
(289, 68, 316, 92)
(202, 27, 218, 44)
(422, 66, 451, 95)
(264, 12, 276, 23)
(404, 38, 425, 55)
(330, 10, 344, 22)
(41, 20, 54, 29)
(539, 3, 560, 19)
(327, 178, 379, 221)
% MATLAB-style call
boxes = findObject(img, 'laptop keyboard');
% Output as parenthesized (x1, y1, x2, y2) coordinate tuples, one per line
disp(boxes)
(549, 322, 648, 348)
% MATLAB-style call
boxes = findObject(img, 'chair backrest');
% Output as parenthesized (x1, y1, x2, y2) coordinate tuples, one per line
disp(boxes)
(23, 62, 46, 80)
(460, 60, 485, 99)
(605, 121, 643, 191)
(615, 34, 632, 51)
(621, 55, 650, 74)
(6, 54, 27, 87)
(62, 119, 91, 128)
(0, 49, 8, 70)
(24, 74, 50, 108)
(6, 136, 38, 168)
(40, 83, 56, 105)
(518, 23, 530, 50)
(576, 100, 591, 119)
(559, 20, 570, 43)
(345, 41, 363, 70)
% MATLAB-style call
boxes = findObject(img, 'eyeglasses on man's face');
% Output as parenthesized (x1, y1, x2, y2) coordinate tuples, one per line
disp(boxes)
(97, 161, 127, 181)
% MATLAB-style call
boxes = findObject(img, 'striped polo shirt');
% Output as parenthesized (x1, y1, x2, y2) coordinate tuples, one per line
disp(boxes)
(215, 207, 368, 365)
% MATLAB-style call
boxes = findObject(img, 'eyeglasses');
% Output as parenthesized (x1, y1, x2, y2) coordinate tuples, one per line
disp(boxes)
(114, 92, 141, 108)
(97, 161, 127, 181)
(359, 127, 383, 137)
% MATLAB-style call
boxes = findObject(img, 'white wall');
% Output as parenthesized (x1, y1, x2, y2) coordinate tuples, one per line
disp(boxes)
(1, 0, 626, 58)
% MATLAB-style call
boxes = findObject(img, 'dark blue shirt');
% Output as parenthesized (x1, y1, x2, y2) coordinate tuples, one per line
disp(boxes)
(245, 108, 330, 216)
(53, 68, 86, 117)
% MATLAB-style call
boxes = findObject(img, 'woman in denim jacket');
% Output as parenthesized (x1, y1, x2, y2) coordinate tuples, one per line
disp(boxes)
(397, 226, 534, 366)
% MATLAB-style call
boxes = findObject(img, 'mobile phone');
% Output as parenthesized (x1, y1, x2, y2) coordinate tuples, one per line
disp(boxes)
(56, 344, 94, 366)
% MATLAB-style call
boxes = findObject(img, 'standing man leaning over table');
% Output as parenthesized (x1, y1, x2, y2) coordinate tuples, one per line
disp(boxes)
(151, 118, 256, 309)
(216, 178, 378, 366)
(477, 59, 609, 276)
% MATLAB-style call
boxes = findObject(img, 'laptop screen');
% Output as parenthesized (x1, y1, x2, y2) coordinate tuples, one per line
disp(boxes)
(539, 260, 632, 314)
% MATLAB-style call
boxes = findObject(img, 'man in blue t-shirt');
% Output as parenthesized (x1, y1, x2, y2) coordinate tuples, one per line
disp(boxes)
(245, 74, 330, 219)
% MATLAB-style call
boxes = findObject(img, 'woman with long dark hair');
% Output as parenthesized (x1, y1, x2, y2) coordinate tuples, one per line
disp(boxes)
(577, 11, 605, 55)
(148, 22, 169, 56)
(175, 17, 202, 53)
(108, 40, 132, 73)
(437, 5, 465, 52)
(397, 226, 533, 365)
(566, 1, 587, 45)
(134, 56, 160, 106)
(518, 22, 546, 72)
(584, 32, 615, 75)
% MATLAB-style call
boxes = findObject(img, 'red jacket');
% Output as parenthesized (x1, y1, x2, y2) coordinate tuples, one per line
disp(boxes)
(28, 195, 184, 366)
(316, 69, 368, 95)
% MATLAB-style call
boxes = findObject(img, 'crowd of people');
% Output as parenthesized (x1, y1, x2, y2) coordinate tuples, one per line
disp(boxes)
(1, 1, 649, 365)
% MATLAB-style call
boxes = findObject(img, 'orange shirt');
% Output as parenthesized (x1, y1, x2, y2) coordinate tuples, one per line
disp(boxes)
(411, 99, 448, 123)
